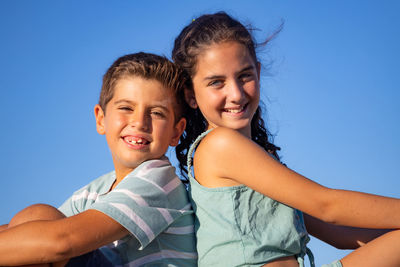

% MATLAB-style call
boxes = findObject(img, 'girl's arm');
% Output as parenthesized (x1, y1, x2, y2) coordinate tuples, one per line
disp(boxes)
(0, 209, 128, 265)
(0, 225, 7, 231)
(195, 127, 400, 229)
(303, 213, 392, 249)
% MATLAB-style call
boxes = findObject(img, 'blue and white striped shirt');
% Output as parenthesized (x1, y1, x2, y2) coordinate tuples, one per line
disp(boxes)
(59, 157, 197, 266)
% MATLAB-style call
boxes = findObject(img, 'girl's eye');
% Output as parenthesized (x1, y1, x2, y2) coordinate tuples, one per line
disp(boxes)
(239, 72, 254, 82)
(208, 79, 224, 88)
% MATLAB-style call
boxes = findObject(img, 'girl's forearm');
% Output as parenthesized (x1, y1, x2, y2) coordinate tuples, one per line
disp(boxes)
(319, 188, 400, 229)
(304, 213, 393, 249)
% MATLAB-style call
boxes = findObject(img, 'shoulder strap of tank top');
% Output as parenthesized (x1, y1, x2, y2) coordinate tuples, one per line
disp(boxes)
(186, 129, 213, 180)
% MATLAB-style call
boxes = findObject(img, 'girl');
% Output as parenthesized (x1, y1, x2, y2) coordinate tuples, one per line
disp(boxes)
(172, 12, 400, 267)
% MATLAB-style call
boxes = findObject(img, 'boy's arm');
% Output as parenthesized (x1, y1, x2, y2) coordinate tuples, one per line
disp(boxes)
(304, 213, 392, 249)
(0, 209, 129, 265)
(0, 225, 7, 231)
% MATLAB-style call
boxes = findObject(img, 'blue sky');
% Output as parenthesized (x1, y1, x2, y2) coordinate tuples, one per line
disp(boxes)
(1, 1, 399, 265)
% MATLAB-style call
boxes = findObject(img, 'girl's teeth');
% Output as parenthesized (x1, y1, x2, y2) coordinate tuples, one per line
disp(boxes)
(226, 107, 244, 113)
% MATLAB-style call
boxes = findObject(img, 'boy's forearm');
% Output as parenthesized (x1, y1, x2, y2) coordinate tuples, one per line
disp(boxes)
(0, 210, 128, 265)
(0, 220, 68, 265)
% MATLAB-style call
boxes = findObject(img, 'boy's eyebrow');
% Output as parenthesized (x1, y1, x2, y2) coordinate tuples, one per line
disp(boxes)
(151, 105, 171, 114)
(114, 99, 171, 113)
(203, 65, 255, 81)
(113, 99, 135, 106)
(114, 99, 132, 104)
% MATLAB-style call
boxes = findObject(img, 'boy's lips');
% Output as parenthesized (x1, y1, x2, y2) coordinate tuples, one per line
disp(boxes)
(122, 135, 151, 146)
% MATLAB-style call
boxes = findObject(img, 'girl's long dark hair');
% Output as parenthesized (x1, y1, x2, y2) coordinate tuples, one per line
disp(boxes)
(172, 12, 282, 179)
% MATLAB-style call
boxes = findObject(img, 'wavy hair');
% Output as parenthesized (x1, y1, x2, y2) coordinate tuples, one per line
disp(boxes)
(172, 12, 282, 179)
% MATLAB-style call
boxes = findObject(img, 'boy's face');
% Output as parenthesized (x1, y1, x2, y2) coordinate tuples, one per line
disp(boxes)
(94, 77, 186, 180)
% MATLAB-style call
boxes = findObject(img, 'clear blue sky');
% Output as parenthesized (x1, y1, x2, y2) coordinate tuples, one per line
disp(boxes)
(1, 1, 399, 265)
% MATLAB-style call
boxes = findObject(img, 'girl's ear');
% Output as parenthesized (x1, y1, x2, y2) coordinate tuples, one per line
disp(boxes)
(184, 88, 198, 109)
(170, 117, 186, 147)
(94, 104, 106, 135)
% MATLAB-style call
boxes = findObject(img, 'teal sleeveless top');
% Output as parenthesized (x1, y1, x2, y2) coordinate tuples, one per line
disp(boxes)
(187, 130, 314, 267)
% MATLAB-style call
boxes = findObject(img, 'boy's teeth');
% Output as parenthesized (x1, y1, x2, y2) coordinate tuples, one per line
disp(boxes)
(126, 137, 146, 144)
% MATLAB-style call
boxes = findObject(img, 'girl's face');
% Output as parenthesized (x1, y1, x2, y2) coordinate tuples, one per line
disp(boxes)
(189, 41, 260, 138)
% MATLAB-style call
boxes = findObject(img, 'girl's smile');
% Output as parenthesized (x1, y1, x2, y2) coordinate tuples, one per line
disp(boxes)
(190, 41, 260, 138)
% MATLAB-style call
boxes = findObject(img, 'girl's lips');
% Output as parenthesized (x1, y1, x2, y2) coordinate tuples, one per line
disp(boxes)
(223, 103, 248, 114)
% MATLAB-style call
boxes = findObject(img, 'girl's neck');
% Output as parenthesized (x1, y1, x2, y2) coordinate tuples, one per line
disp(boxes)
(206, 125, 252, 139)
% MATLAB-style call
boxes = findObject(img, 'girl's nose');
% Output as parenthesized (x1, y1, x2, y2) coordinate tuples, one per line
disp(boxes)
(228, 80, 245, 103)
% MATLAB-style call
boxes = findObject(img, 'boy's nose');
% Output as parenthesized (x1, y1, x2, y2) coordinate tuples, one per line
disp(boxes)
(130, 111, 149, 131)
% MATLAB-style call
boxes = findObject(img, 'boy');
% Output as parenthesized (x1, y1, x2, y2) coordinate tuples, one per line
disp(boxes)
(0, 53, 197, 266)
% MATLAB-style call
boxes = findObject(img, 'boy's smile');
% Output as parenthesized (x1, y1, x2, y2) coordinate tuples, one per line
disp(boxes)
(94, 77, 185, 181)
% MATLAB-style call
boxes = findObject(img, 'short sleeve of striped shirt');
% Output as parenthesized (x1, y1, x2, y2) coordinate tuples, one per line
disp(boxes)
(89, 158, 192, 250)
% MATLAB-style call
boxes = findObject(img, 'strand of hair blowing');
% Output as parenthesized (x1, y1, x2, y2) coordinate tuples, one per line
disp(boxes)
(172, 12, 282, 180)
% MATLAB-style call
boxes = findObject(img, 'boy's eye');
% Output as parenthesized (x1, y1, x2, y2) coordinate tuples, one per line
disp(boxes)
(151, 110, 166, 118)
(118, 106, 133, 111)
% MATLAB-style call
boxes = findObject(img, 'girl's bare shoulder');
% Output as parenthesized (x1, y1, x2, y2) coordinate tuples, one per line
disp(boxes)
(192, 127, 251, 187)
(193, 127, 262, 187)
(197, 127, 251, 153)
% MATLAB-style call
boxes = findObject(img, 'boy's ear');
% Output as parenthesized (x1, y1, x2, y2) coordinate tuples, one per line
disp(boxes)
(184, 88, 198, 109)
(94, 104, 106, 135)
(169, 117, 186, 147)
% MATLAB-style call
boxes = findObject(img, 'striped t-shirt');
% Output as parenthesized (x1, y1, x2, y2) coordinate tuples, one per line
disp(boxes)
(59, 156, 197, 266)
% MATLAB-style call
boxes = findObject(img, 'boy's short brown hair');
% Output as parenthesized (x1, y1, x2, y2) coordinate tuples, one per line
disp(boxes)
(100, 52, 187, 121)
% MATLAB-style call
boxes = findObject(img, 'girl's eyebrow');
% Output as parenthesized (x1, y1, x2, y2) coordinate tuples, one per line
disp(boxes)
(237, 65, 256, 74)
(203, 65, 255, 81)
(204, 74, 225, 81)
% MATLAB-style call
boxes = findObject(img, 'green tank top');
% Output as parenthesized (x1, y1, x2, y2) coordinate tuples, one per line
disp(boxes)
(187, 130, 314, 267)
